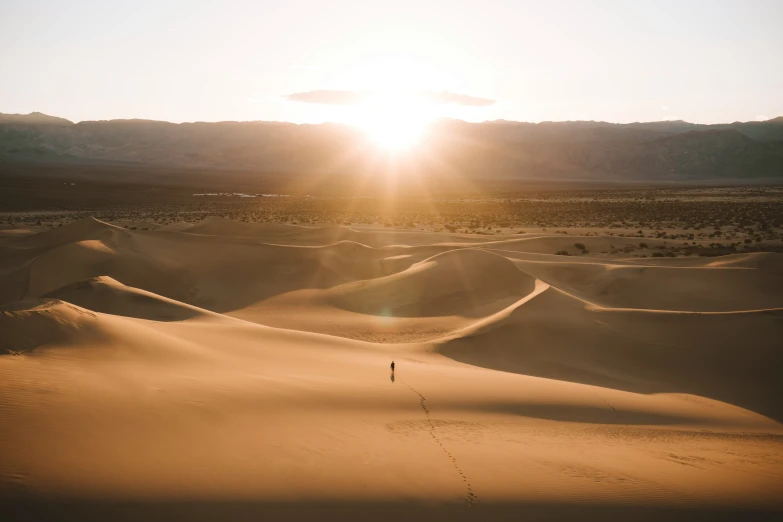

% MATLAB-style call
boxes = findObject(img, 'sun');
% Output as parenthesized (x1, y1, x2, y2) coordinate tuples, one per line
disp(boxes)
(349, 91, 433, 151)
(366, 111, 425, 150)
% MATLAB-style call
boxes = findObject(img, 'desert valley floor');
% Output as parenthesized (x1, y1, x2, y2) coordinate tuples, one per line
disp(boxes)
(1, 217, 782, 521)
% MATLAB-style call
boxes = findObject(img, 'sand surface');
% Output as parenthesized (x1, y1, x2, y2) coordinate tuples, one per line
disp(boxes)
(1, 217, 782, 521)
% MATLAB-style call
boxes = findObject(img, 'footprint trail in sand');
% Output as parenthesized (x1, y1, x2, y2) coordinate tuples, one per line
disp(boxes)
(401, 378, 479, 506)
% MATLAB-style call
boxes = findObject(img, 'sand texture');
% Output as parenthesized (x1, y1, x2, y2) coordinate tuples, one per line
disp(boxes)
(1, 218, 782, 521)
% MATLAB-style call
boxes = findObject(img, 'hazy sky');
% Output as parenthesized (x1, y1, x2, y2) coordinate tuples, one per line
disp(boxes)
(1, 0, 781, 124)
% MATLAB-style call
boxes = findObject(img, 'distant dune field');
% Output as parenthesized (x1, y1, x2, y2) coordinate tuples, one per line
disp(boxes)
(1, 217, 782, 521)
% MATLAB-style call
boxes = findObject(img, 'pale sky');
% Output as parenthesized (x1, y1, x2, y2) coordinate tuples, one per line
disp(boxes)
(1, 0, 781, 125)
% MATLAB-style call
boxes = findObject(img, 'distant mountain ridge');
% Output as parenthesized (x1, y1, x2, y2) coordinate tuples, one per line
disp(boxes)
(0, 112, 74, 126)
(1, 112, 782, 181)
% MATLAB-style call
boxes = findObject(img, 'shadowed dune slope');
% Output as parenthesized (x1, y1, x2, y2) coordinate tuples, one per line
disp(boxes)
(439, 286, 783, 422)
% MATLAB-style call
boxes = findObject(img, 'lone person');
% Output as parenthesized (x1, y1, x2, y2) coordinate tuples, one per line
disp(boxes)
(390, 361, 395, 372)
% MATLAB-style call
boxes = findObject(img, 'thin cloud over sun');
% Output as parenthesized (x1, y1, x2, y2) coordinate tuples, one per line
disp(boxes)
(286, 90, 371, 105)
(286, 89, 495, 107)
(420, 90, 495, 107)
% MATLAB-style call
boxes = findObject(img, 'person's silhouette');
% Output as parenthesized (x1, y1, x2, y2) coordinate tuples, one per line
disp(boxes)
(390, 361, 395, 372)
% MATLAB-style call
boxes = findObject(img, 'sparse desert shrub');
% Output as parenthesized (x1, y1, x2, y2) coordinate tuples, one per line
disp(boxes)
(639, 242, 648, 248)
(651, 251, 664, 257)
(555, 250, 570, 256)
(574, 243, 586, 251)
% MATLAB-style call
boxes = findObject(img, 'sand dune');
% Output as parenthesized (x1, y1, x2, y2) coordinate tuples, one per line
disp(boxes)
(42, 276, 218, 321)
(1, 217, 782, 520)
(226, 248, 539, 341)
(0, 298, 104, 354)
(326, 249, 536, 317)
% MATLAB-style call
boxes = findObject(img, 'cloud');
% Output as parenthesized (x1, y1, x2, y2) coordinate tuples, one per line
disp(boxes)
(756, 114, 770, 121)
(288, 64, 323, 70)
(286, 89, 496, 107)
(285, 90, 370, 105)
(421, 90, 496, 107)
(660, 105, 670, 111)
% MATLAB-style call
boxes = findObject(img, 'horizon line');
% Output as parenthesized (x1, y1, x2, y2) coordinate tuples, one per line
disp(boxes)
(1, 111, 781, 127)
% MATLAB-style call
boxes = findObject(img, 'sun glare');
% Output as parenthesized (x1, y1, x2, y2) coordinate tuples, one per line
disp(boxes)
(349, 91, 434, 152)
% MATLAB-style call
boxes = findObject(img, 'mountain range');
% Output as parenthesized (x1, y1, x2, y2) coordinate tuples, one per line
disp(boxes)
(2, 112, 782, 182)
